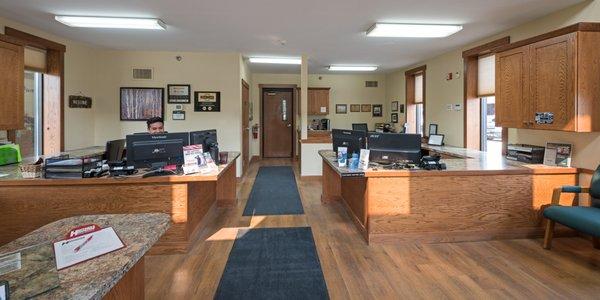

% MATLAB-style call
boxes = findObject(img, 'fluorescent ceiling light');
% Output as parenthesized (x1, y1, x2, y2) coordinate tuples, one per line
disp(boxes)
(328, 65, 378, 71)
(248, 57, 301, 65)
(55, 16, 166, 30)
(367, 23, 462, 38)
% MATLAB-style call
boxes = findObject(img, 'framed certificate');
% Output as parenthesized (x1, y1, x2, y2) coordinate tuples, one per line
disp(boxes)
(167, 84, 191, 103)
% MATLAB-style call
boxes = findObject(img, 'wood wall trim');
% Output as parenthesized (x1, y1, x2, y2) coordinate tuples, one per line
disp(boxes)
(462, 36, 510, 58)
(241, 79, 249, 89)
(493, 22, 600, 53)
(578, 168, 597, 175)
(4, 27, 66, 52)
(0, 34, 26, 46)
(405, 65, 426, 75)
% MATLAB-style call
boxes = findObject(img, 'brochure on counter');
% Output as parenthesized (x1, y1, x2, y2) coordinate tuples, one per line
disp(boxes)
(53, 225, 125, 270)
(182, 144, 218, 175)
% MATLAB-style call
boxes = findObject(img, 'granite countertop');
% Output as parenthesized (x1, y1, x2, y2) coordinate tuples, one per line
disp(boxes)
(0, 213, 170, 299)
(319, 145, 577, 177)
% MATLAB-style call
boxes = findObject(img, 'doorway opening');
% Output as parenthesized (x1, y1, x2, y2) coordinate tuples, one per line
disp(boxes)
(13, 70, 43, 157)
(480, 96, 502, 155)
(261, 87, 295, 158)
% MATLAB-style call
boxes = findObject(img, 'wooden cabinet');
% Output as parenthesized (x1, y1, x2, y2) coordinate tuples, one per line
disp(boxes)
(495, 24, 600, 132)
(0, 37, 24, 130)
(299, 87, 330, 115)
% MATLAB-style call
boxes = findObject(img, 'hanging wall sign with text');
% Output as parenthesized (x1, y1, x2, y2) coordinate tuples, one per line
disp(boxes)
(68, 95, 92, 108)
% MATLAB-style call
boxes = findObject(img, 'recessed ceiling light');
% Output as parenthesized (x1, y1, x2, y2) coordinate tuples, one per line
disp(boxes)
(55, 16, 166, 30)
(366, 23, 462, 38)
(248, 57, 301, 65)
(328, 65, 378, 71)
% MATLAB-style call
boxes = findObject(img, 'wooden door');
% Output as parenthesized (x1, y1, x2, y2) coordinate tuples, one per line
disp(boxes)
(0, 39, 24, 130)
(241, 80, 250, 173)
(529, 33, 577, 131)
(495, 45, 530, 128)
(262, 89, 293, 158)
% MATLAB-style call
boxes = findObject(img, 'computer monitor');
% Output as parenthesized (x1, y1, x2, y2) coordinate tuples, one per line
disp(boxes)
(367, 133, 421, 164)
(105, 139, 125, 161)
(189, 129, 218, 150)
(352, 123, 368, 132)
(332, 129, 367, 157)
(126, 132, 189, 168)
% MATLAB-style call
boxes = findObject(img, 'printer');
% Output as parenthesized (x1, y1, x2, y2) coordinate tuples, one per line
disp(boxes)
(506, 144, 545, 164)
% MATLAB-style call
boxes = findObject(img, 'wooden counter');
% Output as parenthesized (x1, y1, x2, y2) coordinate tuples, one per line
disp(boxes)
(319, 148, 578, 244)
(0, 152, 240, 255)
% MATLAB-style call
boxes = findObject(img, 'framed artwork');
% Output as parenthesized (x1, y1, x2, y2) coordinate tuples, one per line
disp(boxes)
(361, 104, 371, 112)
(172, 110, 186, 120)
(391, 113, 398, 123)
(120, 87, 164, 121)
(372, 104, 383, 117)
(391, 101, 398, 112)
(336, 104, 348, 114)
(167, 84, 191, 103)
(399, 104, 405, 113)
(194, 91, 221, 112)
(350, 104, 361, 112)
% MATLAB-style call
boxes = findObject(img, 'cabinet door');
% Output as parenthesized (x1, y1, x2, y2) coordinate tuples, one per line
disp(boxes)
(495, 46, 530, 128)
(529, 33, 576, 131)
(314, 89, 329, 115)
(0, 39, 24, 130)
(307, 89, 317, 115)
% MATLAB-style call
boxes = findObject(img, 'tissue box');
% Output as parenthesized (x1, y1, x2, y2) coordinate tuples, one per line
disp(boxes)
(0, 143, 22, 166)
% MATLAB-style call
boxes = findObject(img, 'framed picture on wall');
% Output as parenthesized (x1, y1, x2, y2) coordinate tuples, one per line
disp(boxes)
(391, 113, 398, 123)
(336, 104, 348, 114)
(361, 104, 371, 112)
(350, 104, 361, 112)
(372, 104, 382, 117)
(172, 110, 186, 120)
(167, 84, 191, 103)
(391, 101, 398, 112)
(194, 91, 221, 112)
(399, 104, 405, 113)
(120, 87, 164, 121)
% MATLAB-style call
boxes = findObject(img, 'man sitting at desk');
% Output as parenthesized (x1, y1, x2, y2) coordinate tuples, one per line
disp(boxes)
(147, 116, 165, 134)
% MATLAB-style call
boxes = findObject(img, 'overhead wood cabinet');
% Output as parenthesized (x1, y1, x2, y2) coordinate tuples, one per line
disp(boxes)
(298, 87, 331, 115)
(495, 23, 600, 132)
(0, 36, 24, 130)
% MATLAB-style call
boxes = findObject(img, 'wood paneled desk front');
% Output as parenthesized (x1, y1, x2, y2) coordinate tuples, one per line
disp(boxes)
(320, 146, 578, 244)
(0, 150, 240, 255)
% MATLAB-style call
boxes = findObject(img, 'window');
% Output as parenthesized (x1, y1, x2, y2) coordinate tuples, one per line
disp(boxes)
(477, 55, 501, 154)
(414, 74, 424, 135)
(13, 71, 43, 157)
(405, 66, 426, 136)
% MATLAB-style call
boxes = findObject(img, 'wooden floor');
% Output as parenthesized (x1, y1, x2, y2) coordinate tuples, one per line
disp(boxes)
(145, 159, 600, 299)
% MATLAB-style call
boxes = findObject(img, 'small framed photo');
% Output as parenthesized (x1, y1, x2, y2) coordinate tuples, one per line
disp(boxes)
(350, 104, 361, 112)
(391, 101, 399, 112)
(429, 124, 438, 136)
(172, 110, 186, 120)
(372, 104, 382, 117)
(428, 134, 445, 146)
(194, 91, 221, 112)
(167, 84, 191, 103)
(391, 113, 398, 123)
(361, 104, 371, 112)
(399, 104, 405, 113)
(336, 104, 348, 114)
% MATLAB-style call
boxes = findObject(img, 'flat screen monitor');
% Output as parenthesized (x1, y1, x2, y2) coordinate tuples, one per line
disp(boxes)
(105, 139, 125, 161)
(189, 129, 218, 151)
(126, 132, 189, 168)
(367, 132, 421, 164)
(352, 123, 368, 132)
(332, 129, 367, 157)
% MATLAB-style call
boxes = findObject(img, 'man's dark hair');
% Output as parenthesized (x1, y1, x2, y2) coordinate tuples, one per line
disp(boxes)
(147, 116, 164, 128)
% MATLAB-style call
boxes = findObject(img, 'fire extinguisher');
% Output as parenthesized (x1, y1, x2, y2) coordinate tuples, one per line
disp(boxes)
(252, 124, 259, 139)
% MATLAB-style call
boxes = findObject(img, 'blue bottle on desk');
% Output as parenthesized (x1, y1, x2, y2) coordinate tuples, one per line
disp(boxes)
(349, 153, 359, 170)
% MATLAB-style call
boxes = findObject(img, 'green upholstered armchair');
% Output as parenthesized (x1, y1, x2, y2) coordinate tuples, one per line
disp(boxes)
(543, 165, 600, 250)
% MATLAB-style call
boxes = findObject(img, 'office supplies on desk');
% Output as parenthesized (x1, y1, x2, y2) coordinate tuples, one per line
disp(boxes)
(0, 144, 21, 166)
(53, 227, 124, 270)
(337, 147, 348, 167)
(190, 130, 219, 165)
(507, 144, 545, 164)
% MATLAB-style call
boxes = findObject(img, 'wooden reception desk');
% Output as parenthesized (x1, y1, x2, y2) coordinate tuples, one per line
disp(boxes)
(0, 148, 240, 254)
(320, 145, 578, 244)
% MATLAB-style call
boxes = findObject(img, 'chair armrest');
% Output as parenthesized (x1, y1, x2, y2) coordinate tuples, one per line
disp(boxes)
(550, 186, 590, 205)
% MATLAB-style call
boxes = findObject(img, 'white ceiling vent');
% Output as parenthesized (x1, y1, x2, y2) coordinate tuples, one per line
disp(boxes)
(132, 67, 153, 80)
(365, 81, 378, 87)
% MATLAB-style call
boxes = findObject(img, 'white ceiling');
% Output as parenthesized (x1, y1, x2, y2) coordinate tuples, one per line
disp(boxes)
(0, 0, 584, 74)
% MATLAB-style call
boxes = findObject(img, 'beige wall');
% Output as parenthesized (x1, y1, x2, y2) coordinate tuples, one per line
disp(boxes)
(0, 16, 99, 150)
(386, 0, 600, 169)
(250, 73, 388, 156)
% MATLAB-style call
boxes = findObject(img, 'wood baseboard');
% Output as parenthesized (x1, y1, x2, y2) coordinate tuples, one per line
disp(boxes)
(301, 175, 322, 180)
(250, 155, 260, 164)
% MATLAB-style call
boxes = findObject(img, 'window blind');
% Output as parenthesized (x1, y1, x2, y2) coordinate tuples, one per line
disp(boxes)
(477, 54, 495, 97)
(414, 74, 423, 103)
(24, 47, 46, 71)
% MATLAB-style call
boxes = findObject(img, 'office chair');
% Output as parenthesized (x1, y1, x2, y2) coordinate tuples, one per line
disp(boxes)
(352, 123, 368, 132)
